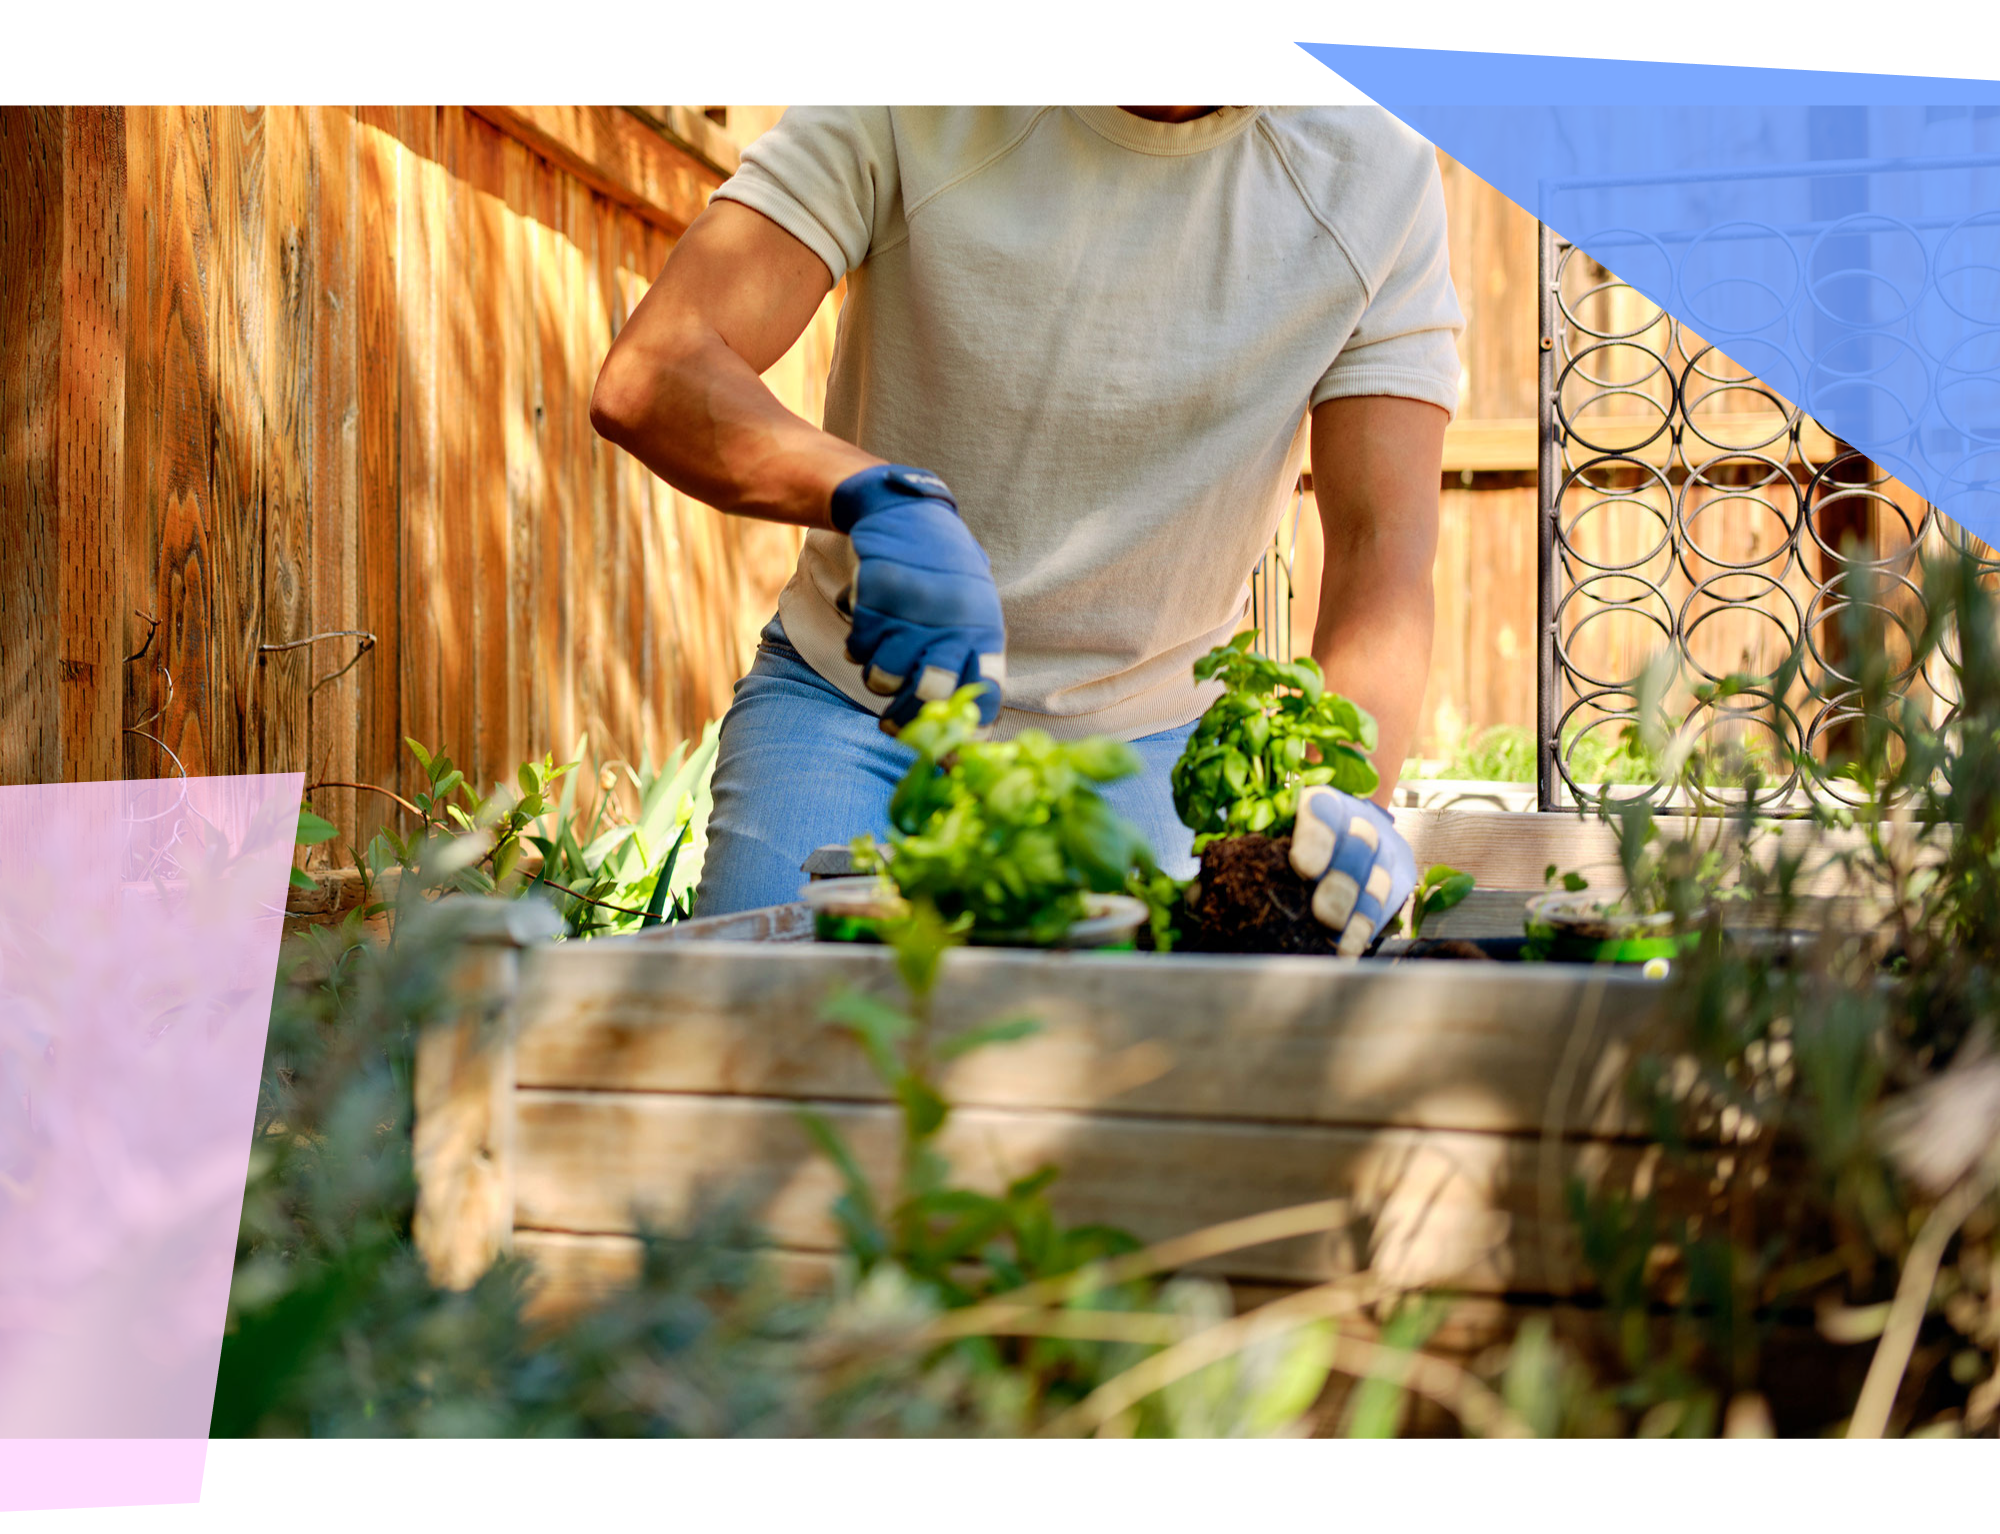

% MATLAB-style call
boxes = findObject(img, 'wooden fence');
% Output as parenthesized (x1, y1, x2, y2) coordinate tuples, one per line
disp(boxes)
(6, 112, 1762, 829)
(0, 105, 833, 849)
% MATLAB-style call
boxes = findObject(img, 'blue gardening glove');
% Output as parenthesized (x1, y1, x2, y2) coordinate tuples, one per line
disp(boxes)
(831, 464, 1007, 732)
(1288, 785, 1417, 956)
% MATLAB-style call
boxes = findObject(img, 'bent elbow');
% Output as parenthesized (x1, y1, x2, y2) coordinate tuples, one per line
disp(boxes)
(588, 355, 643, 446)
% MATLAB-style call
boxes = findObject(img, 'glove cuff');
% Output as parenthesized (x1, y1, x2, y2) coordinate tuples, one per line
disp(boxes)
(830, 463, 959, 534)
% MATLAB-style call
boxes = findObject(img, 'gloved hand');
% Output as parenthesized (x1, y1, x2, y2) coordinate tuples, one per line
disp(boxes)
(831, 464, 1007, 732)
(1288, 785, 1416, 956)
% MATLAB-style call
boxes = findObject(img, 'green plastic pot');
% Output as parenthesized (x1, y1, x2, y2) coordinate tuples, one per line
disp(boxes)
(1523, 891, 1701, 965)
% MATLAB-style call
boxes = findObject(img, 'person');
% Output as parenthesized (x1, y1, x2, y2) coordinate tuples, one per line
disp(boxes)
(590, 105, 1461, 952)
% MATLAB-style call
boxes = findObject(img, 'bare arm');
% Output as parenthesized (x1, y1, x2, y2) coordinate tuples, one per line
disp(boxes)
(1308, 394, 1448, 806)
(589, 199, 880, 531)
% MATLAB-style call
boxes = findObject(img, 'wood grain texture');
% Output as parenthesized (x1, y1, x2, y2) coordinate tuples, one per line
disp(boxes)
(511, 940, 1653, 1138)
(261, 106, 312, 778)
(510, 1088, 1665, 1295)
(412, 941, 520, 1288)
(150, 105, 218, 780)
(436, 107, 477, 787)
(306, 105, 359, 828)
(395, 106, 441, 789)
(467, 106, 713, 234)
(0, 108, 64, 784)
(353, 109, 403, 842)
(58, 107, 126, 783)
(208, 106, 267, 778)
(119, 107, 161, 780)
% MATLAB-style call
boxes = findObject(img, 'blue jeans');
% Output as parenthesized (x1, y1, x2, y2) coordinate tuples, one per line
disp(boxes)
(697, 618, 1199, 916)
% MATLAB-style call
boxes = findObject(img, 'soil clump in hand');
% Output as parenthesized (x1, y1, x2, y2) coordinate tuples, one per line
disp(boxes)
(1180, 834, 1344, 956)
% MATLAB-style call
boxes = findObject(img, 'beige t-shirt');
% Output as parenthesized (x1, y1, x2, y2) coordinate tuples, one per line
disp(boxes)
(714, 105, 1464, 740)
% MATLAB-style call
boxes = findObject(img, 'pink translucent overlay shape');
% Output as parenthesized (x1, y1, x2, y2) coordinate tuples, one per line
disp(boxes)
(213, 1472, 936, 1534)
(2, 1448, 208, 1528)
(0, 774, 299, 1511)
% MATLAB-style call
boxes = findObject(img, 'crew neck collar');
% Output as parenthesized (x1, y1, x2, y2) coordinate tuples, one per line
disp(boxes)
(1067, 105, 1262, 156)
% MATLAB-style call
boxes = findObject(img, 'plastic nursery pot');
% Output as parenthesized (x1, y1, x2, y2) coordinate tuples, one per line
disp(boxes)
(801, 875, 907, 943)
(1522, 891, 1703, 965)
(974, 893, 1151, 951)
(803, 881, 1149, 951)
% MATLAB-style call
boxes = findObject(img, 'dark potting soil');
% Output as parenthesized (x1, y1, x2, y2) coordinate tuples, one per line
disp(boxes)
(1178, 833, 1498, 960)
(1181, 834, 1344, 956)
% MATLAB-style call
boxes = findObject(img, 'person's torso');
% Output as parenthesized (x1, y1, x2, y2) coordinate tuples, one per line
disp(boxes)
(781, 105, 1440, 738)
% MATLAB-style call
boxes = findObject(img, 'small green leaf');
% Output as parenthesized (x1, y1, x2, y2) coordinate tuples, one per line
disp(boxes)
(289, 866, 316, 891)
(295, 808, 338, 846)
(404, 737, 434, 774)
(1561, 871, 1590, 893)
(937, 1015, 1043, 1061)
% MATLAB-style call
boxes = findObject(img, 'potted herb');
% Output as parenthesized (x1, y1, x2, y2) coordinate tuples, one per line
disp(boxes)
(841, 689, 1164, 949)
(1171, 635, 1466, 954)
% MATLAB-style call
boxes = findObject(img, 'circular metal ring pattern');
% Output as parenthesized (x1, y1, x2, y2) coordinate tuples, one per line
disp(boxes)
(1555, 345, 1677, 458)
(1555, 456, 1677, 575)
(1553, 573, 1678, 695)
(1541, 231, 1978, 815)
(1805, 212, 1930, 331)
(1676, 569, 1805, 687)
(1930, 209, 2000, 327)
(1677, 221, 1803, 338)
(1554, 689, 1677, 811)
(1798, 565, 1927, 693)
(1675, 452, 1804, 582)
(1679, 685, 1805, 810)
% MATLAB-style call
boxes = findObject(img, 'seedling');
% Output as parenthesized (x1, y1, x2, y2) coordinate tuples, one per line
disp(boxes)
(854, 687, 1169, 947)
(1405, 863, 1474, 941)
(1171, 633, 1379, 850)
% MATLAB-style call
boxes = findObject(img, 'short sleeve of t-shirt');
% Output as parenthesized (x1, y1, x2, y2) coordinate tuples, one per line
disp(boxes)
(710, 107, 901, 285)
(1309, 158, 1462, 419)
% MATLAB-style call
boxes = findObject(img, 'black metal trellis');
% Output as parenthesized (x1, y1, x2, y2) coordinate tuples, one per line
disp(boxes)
(1534, 222, 2000, 814)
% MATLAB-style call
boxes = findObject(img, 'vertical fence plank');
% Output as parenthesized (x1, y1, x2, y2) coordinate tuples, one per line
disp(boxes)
(354, 107, 404, 843)
(556, 168, 592, 776)
(153, 105, 218, 780)
(57, 107, 127, 784)
(120, 107, 162, 779)
(497, 132, 536, 779)
(307, 106, 360, 839)
(395, 106, 441, 789)
(208, 105, 268, 778)
(261, 105, 312, 780)
(532, 150, 575, 763)
(0, 108, 63, 785)
(437, 106, 477, 778)
(465, 116, 515, 792)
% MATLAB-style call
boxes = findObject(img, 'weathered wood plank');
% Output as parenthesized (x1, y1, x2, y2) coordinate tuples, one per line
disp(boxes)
(119, 107, 161, 780)
(530, 149, 575, 761)
(511, 942, 1653, 1139)
(261, 106, 312, 780)
(465, 114, 515, 794)
(1399, 806, 1863, 898)
(58, 106, 127, 784)
(0, 108, 64, 784)
(412, 940, 521, 1288)
(306, 105, 359, 837)
(208, 106, 268, 778)
(436, 106, 477, 779)
(152, 105, 218, 780)
(352, 109, 402, 843)
(497, 132, 535, 778)
(395, 106, 442, 784)
(511, 1089, 1658, 1295)
(467, 106, 716, 235)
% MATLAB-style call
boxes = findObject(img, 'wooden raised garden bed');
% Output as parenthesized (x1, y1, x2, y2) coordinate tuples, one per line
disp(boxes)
(413, 809, 1844, 1338)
